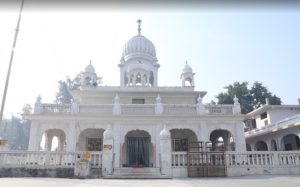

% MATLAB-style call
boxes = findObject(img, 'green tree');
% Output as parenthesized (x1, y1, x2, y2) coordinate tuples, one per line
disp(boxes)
(22, 104, 32, 115)
(250, 81, 281, 108)
(216, 81, 281, 114)
(216, 82, 253, 114)
(66, 73, 82, 90)
(54, 80, 72, 104)
(3, 115, 31, 150)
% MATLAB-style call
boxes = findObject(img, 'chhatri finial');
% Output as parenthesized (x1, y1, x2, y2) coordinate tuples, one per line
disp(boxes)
(186, 60, 188, 65)
(137, 19, 142, 35)
(89, 60, 92, 64)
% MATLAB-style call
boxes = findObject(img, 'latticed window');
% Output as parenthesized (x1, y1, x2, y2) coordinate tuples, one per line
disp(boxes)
(132, 98, 145, 104)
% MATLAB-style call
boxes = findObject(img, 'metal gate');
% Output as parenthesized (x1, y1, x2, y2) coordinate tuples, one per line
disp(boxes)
(187, 141, 226, 177)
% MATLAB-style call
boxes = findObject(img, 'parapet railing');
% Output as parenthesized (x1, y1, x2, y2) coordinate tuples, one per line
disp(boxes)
(226, 151, 300, 167)
(171, 151, 300, 168)
(171, 151, 188, 166)
(37, 103, 235, 115)
(41, 104, 71, 114)
(0, 151, 102, 168)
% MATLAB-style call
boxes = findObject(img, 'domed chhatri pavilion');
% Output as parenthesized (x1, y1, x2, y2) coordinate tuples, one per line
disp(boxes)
(25, 20, 247, 178)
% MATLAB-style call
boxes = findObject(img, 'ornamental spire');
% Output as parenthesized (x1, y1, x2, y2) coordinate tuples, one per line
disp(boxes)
(137, 19, 142, 35)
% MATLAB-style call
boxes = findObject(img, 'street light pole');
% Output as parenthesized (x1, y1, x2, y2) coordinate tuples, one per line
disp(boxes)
(0, 0, 25, 147)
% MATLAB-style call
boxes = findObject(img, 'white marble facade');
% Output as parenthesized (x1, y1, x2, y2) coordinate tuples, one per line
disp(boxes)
(26, 20, 246, 176)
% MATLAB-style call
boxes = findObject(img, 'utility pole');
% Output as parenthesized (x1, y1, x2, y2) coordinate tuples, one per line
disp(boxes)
(0, 0, 25, 146)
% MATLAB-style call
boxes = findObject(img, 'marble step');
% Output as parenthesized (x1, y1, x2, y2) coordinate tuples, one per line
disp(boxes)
(103, 167, 171, 179)
(113, 167, 161, 174)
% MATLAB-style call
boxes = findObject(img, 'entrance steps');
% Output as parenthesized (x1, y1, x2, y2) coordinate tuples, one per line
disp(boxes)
(103, 167, 171, 179)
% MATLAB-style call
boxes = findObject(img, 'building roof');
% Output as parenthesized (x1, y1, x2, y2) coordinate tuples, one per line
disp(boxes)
(246, 104, 300, 117)
(245, 113, 300, 138)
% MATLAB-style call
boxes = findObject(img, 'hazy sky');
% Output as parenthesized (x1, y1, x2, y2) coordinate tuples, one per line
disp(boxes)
(0, 2, 300, 118)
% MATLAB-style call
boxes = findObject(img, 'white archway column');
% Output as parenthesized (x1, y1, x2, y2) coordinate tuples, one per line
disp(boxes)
(120, 69, 125, 87)
(27, 122, 41, 151)
(234, 123, 246, 151)
(277, 136, 285, 151)
(66, 123, 77, 152)
(102, 125, 114, 176)
(153, 70, 158, 87)
(44, 133, 50, 151)
(159, 125, 172, 177)
(199, 122, 209, 142)
(113, 124, 121, 168)
(47, 133, 55, 151)
(59, 132, 66, 151)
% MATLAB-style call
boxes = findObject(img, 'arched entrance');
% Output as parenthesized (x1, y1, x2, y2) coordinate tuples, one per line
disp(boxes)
(77, 128, 104, 151)
(40, 129, 66, 151)
(210, 129, 235, 151)
(124, 130, 151, 167)
(281, 134, 300, 151)
(170, 129, 197, 151)
(254, 141, 268, 151)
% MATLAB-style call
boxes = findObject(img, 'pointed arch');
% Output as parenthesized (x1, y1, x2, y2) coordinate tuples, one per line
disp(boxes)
(209, 129, 235, 151)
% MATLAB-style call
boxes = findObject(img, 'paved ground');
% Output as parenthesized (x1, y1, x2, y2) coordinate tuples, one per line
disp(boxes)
(1, 175, 300, 187)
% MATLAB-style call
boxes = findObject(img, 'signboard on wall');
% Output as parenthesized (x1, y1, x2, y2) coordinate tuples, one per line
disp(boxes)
(103, 144, 112, 151)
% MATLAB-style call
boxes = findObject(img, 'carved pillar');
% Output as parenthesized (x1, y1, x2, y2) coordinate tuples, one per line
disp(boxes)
(45, 133, 51, 151)
(102, 125, 114, 176)
(133, 73, 137, 86)
(34, 95, 42, 114)
(126, 73, 130, 86)
(159, 125, 172, 176)
(28, 122, 41, 151)
(66, 123, 77, 152)
(71, 99, 79, 114)
(113, 94, 121, 115)
(233, 96, 241, 114)
(196, 94, 206, 115)
(199, 122, 209, 144)
(146, 73, 150, 86)
(155, 94, 163, 114)
(234, 123, 246, 151)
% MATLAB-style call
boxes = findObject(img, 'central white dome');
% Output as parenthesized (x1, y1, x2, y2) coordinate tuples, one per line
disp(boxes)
(122, 35, 156, 61)
(121, 19, 157, 62)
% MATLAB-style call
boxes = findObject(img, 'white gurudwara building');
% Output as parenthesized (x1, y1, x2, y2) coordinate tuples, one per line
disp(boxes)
(1, 20, 297, 178)
(25, 20, 246, 178)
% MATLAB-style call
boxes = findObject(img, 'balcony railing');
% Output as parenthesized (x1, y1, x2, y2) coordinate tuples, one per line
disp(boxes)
(41, 104, 71, 114)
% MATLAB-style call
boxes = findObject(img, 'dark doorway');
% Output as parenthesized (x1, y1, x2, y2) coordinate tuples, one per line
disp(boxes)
(126, 137, 150, 167)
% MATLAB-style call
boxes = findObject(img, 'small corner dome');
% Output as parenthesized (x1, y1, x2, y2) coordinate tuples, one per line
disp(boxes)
(182, 63, 193, 73)
(84, 62, 95, 73)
